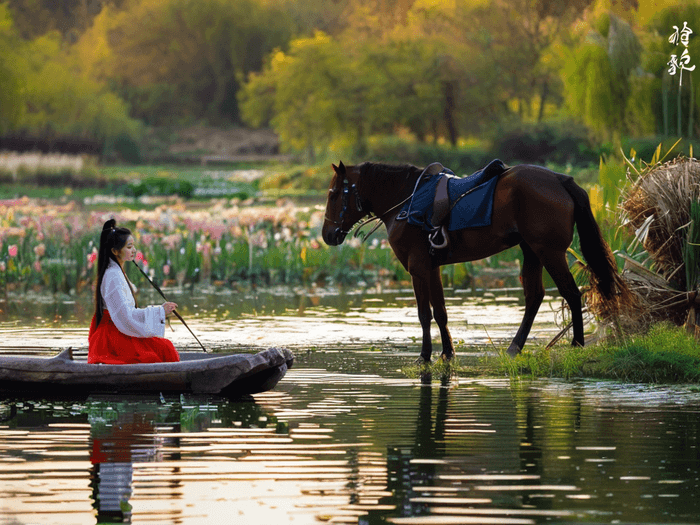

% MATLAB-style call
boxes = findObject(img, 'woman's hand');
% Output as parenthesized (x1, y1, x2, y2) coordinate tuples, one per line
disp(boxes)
(162, 301, 178, 317)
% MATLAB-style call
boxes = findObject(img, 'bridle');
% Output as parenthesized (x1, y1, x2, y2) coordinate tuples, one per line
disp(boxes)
(325, 164, 438, 242)
(325, 175, 365, 238)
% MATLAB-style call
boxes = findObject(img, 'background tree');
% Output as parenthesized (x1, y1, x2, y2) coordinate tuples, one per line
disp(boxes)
(560, 12, 645, 140)
(19, 30, 140, 142)
(0, 4, 25, 135)
(76, 0, 295, 125)
(240, 32, 356, 160)
(644, 3, 700, 138)
(5, 0, 128, 40)
(471, 0, 595, 123)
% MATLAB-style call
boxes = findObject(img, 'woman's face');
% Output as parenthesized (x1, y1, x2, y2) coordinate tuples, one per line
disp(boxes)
(112, 235, 136, 265)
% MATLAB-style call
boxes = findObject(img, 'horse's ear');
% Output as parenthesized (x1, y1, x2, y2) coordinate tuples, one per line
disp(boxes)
(338, 161, 346, 175)
(332, 163, 338, 173)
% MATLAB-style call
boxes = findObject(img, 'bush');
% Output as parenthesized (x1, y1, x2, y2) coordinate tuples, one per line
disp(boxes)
(126, 177, 194, 198)
(490, 120, 604, 166)
(365, 136, 493, 174)
(103, 133, 142, 164)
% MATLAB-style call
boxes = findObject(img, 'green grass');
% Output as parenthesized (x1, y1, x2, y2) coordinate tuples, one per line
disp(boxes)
(402, 324, 700, 384)
(489, 323, 700, 383)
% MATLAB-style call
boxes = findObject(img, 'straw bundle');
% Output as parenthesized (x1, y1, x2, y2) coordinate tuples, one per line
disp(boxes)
(587, 156, 700, 334)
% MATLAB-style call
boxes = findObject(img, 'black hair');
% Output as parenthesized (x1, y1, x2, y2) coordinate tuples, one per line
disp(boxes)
(94, 219, 133, 326)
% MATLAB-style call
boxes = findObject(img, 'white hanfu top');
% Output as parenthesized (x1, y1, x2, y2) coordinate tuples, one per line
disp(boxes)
(101, 259, 165, 338)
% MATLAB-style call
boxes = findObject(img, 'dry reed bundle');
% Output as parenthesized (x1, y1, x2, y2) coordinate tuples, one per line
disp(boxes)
(587, 156, 700, 335)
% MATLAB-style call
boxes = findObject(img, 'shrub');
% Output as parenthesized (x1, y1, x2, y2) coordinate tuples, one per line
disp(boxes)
(490, 120, 604, 166)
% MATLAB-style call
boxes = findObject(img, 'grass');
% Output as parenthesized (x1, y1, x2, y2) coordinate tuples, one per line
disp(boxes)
(494, 323, 700, 382)
(402, 323, 700, 383)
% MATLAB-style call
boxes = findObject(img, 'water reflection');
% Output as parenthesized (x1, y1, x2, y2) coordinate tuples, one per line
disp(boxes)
(1, 356, 700, 524)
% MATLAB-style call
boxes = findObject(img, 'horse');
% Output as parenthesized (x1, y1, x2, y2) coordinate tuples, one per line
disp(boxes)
(321, 160, 625, 362)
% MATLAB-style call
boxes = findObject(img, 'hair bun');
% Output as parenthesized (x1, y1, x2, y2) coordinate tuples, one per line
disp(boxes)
(102, 219, 117, 231)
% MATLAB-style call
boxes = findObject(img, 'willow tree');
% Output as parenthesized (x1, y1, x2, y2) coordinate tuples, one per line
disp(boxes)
(561, 13, 644, 139)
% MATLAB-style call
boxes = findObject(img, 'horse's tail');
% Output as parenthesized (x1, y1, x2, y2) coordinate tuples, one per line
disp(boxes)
(559, 176, 622, 299)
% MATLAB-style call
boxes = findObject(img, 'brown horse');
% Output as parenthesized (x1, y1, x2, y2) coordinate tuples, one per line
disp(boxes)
(322, 161, 623, 362)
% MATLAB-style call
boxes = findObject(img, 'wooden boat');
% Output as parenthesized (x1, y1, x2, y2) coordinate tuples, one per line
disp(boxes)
(0, 347, 294, 396)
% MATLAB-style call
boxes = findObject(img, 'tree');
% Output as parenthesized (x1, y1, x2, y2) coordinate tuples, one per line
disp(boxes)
(0, 4, 25, 134)
(644, 3, 700, 138)
(19, 31, 140, 142)
(472, 0, 594, 122)
(561, 12, 645, 139)
(76, 0, 295, 125)
(240, 32, 356, 159)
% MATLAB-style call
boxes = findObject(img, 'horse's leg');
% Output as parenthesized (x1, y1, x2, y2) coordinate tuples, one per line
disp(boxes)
(507, 243, 544, 356)
(429, 267, 454, 360)
(411, 271, 434, 362)
(540, 249, 584, 346)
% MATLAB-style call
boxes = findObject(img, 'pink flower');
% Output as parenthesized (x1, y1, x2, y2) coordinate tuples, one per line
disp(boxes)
(33, 243, 46, 258)
(33, 260, 41, 272)
(87, 249, 97, 269)
(135, 251, 149, 267)
(8, 245, 17, 258)
(163, 264, 170, 276)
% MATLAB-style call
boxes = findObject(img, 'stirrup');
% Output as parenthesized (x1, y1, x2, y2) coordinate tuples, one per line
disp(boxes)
(429, 225, 449, 250)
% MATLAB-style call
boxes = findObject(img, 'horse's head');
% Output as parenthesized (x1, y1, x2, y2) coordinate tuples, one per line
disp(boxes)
(322, 161, 367, 246)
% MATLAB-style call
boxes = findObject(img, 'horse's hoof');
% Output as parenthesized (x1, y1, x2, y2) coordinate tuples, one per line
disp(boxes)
(440, 353, 454, 362)
(506, 343, 521, 357)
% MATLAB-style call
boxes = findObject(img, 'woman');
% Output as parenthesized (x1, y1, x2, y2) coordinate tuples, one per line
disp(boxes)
(88, 219, 180, 364)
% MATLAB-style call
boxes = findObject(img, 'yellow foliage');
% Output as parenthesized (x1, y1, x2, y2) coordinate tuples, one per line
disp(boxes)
(589, 184, 605, 222)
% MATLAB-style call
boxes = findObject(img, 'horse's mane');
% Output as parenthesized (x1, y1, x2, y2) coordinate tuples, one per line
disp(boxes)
(358, 162, 422, 187)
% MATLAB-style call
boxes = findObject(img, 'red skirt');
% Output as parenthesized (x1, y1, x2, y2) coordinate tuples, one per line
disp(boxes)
(88, 310, 180, 364)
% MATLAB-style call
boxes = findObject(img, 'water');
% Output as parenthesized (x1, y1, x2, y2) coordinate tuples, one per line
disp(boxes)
(1, 288, 699, 524)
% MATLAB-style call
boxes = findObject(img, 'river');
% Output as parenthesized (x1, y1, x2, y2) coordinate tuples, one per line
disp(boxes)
(0, 287, 698, 524)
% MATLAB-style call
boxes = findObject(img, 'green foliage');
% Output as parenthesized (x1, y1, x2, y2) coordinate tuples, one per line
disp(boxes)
(561, 13, 643, 139)
(491, 323, 700, 383)
(644, 3, 700, 138)
(365, 136, 494, 174)
(620, 136, 699, 164)
(0, 4, 24, 135)
(490, 120, 602, 165)
(240, 31, 352, 159)
(126, 177, 194, 199)
(92, 0, 294, 126)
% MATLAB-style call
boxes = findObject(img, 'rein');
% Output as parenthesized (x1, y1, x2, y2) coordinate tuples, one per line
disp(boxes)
(326, 163, 440, 242)
(352, 163, 440, 242)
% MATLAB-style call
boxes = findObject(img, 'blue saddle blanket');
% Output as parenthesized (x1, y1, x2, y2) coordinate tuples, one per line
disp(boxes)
(399, 159, 507, 231)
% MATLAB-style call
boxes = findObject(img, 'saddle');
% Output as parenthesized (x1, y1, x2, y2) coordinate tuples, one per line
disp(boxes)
(399, 159, 508, 251)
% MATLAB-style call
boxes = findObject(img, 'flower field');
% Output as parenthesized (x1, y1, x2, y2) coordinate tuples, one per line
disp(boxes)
(0, 196, 416, 295)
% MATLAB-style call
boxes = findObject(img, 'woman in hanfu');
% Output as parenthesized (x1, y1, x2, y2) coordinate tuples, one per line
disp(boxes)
(88, 219, 179, 364)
